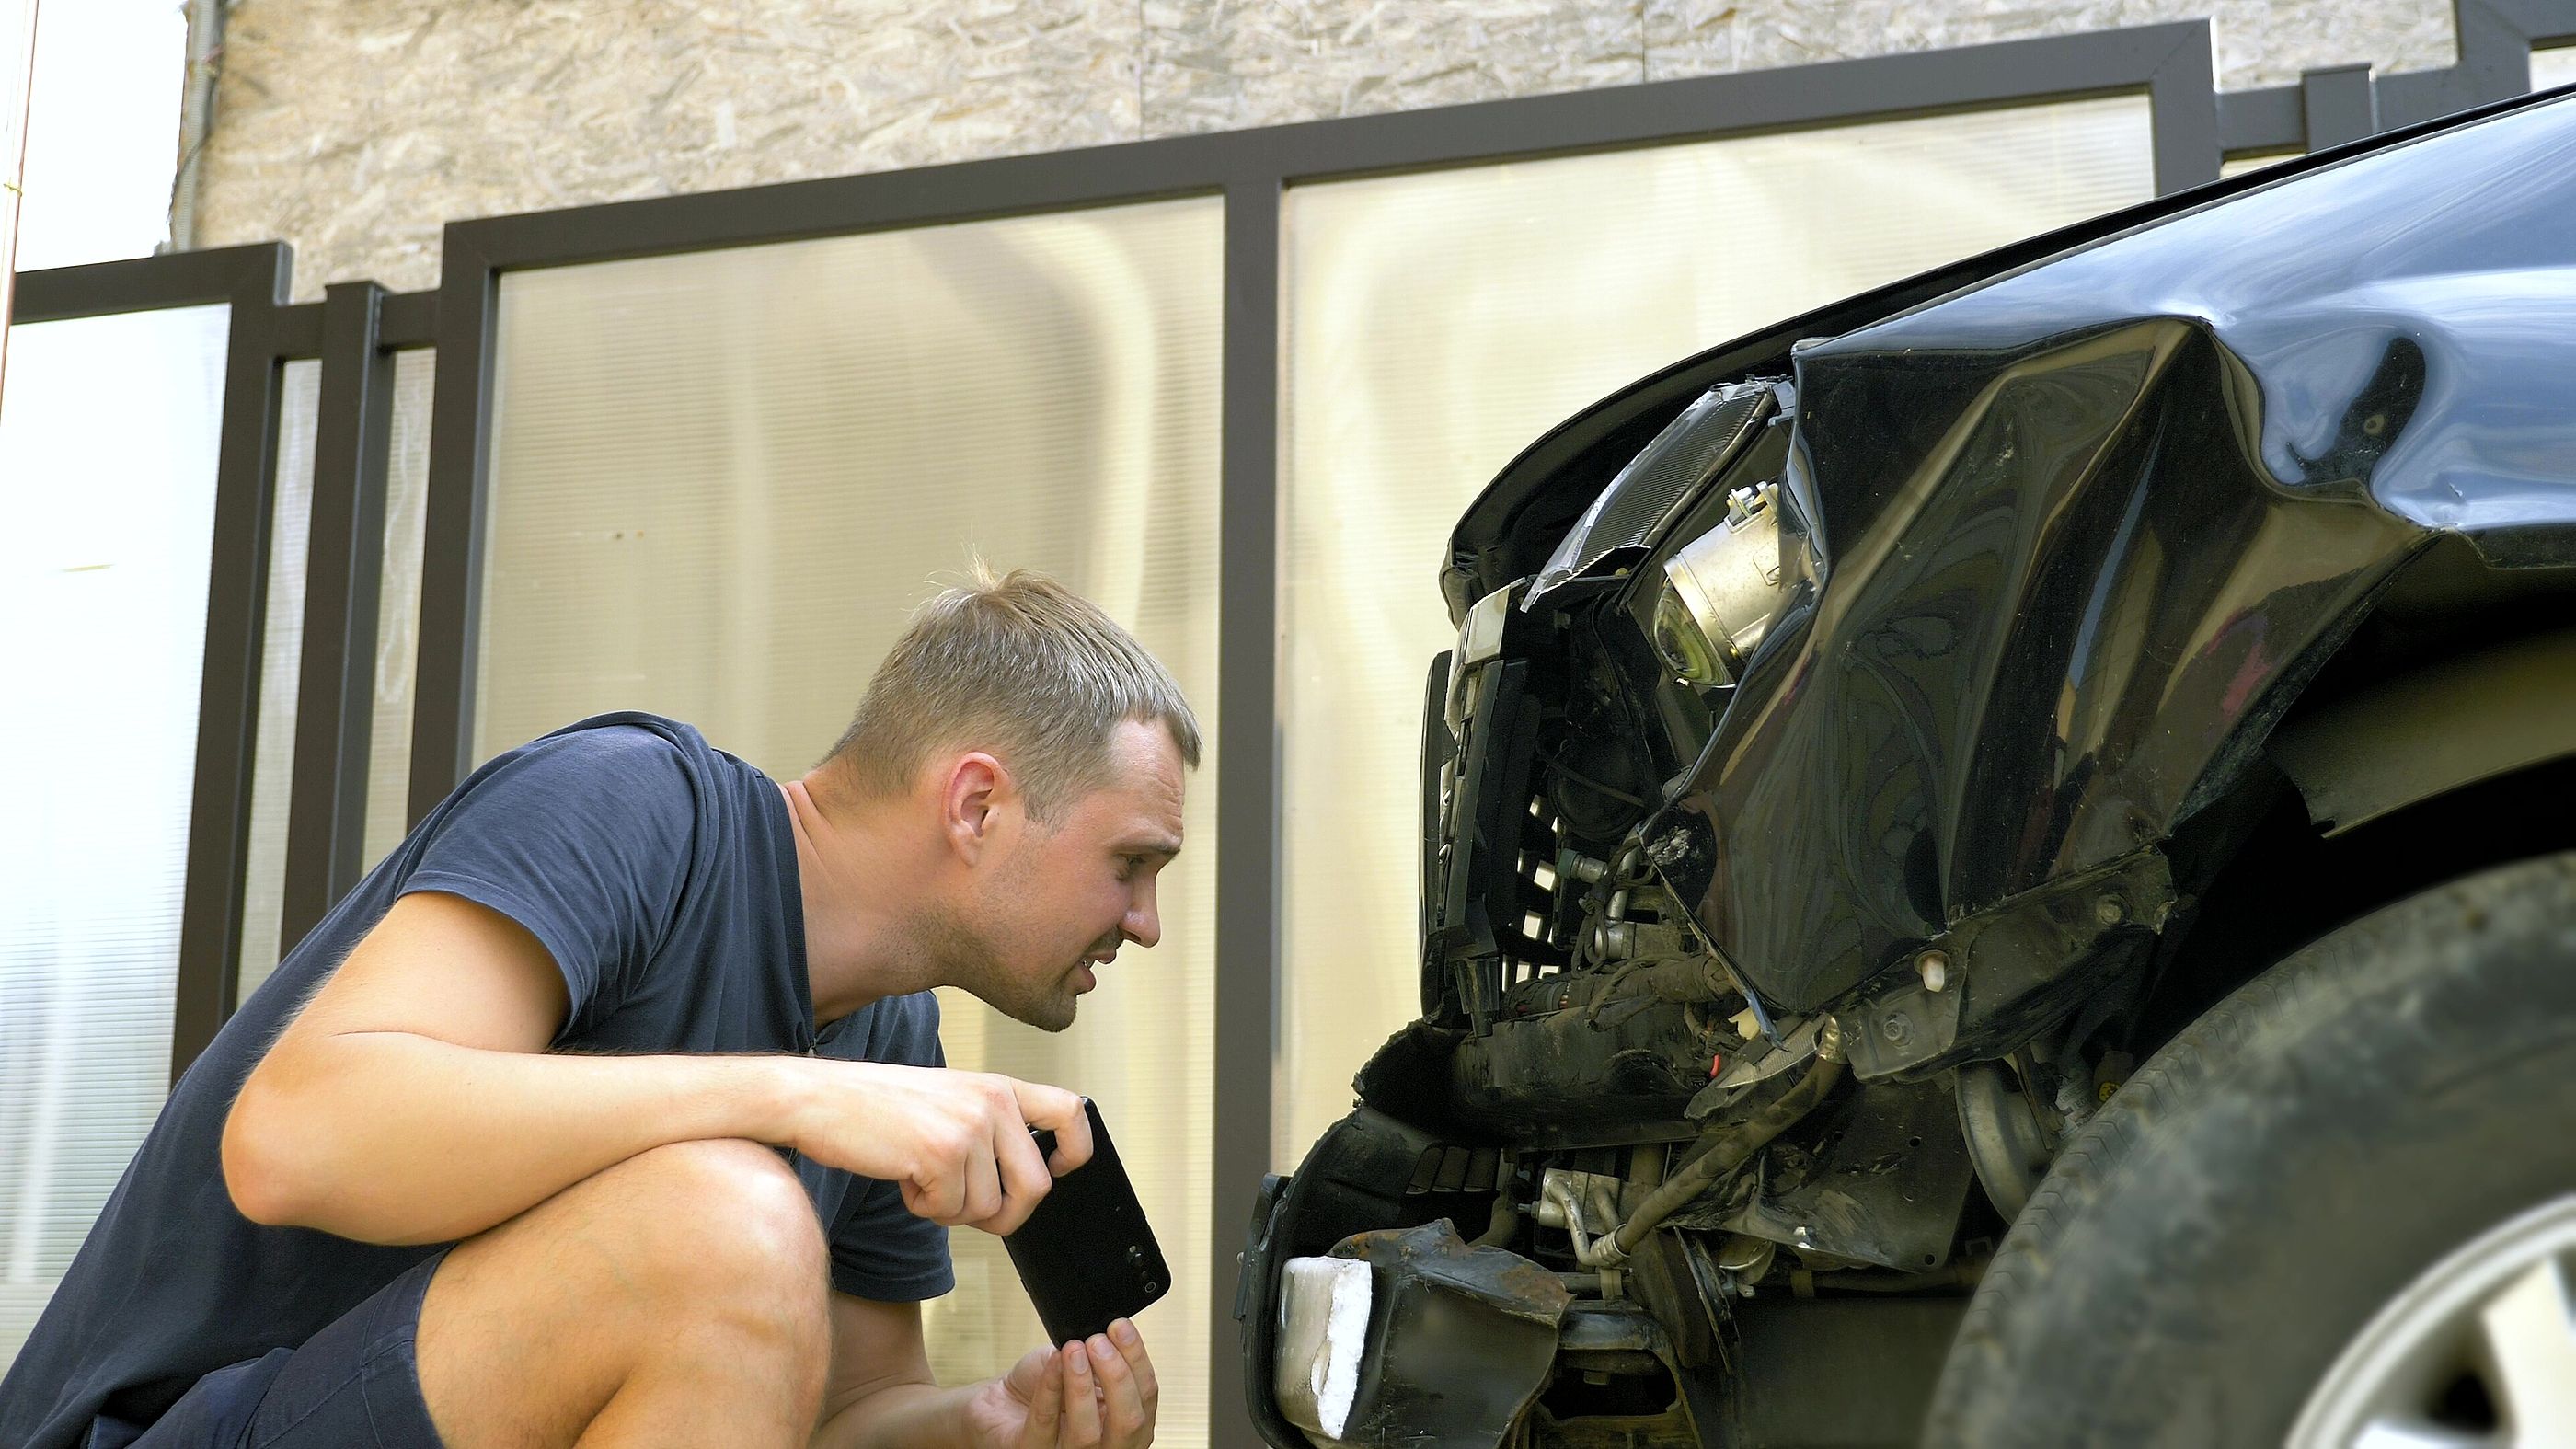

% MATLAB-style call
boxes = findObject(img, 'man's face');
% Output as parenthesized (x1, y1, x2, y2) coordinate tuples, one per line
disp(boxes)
(938, 719, 1186, 1031)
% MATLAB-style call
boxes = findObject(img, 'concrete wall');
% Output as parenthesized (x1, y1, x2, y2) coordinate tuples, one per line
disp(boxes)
(195, 1, 2458, 297)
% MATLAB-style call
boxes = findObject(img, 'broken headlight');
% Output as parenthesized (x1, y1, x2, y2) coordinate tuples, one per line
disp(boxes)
(1649, 482, 1785, 687)
(1512, 374, 1797, 695)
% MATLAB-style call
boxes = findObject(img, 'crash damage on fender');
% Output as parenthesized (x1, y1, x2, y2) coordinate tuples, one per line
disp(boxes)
(1242, 86, 2576, 1447)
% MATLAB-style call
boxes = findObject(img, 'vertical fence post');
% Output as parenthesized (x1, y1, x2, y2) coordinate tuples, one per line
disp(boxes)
(170, 244, 295, 1080)
(1209, 171, 1282, 1447)
(279, 281, 396, 953)
(408, 226, 499, 822)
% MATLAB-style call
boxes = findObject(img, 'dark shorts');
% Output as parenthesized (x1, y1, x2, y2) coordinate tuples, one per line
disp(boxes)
(118, 1251, 448, 1449)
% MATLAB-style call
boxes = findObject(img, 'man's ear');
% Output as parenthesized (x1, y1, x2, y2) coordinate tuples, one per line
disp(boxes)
(939, 752, 1014, 863)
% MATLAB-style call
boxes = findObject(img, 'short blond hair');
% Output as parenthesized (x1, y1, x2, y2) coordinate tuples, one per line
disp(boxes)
(824, 565, 1201, 820)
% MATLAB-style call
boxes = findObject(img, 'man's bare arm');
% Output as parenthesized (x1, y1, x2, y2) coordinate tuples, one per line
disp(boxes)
(221, 891, 809, 1244)
(811, 1294, 1159, 1449)
(220, 891, 1090, 1247)
(810, 1294, 971, 1449)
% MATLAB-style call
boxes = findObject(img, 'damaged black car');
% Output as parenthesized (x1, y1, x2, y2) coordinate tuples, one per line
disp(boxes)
(1239, 81, 2576, 1448)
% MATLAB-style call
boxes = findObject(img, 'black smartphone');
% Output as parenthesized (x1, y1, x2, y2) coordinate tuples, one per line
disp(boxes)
(1006, 1098, 1170, 1345)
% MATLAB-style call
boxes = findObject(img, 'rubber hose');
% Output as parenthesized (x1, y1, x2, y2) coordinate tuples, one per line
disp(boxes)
(1585, 1025, 1847, 1266)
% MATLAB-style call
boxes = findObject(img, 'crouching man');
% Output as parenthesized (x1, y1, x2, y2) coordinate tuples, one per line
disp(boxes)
(0, 568, 1189, 1449)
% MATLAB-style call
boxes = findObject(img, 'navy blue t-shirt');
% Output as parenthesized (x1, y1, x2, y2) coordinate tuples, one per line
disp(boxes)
(0, 713, 951, 1449)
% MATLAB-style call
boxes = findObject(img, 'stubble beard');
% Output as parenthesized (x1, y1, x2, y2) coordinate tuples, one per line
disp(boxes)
(923, 898, 1081, 1034)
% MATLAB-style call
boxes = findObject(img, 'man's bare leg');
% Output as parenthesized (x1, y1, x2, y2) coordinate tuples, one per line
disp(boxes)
(413, 1138, 833, 1448)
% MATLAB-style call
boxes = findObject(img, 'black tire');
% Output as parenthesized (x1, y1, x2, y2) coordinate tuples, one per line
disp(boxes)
(1925, 851, 2576, 1447)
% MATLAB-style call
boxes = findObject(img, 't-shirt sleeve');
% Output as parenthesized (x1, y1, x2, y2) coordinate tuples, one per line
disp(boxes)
(828, 993, 957, 1302)
(397, 727, 698, 1036)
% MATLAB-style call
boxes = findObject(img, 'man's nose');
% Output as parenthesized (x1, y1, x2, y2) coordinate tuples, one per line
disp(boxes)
(1123, 883, 1161, 949)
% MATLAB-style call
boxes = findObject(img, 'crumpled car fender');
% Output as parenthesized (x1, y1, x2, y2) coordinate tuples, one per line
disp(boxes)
(1681, 94, 2576, 1012)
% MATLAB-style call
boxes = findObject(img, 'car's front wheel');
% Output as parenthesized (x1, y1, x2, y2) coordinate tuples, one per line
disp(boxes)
(1926, 852, 2576, 1448)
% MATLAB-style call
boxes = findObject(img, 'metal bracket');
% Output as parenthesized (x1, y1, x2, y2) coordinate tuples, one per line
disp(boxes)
(1840, 849, 2175, 1081)
(1686, 1016, 1823, 1119)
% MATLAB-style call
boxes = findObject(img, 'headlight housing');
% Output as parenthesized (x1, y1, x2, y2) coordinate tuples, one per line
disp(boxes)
(1509, 375, 1797, 694)
(1649, 482, 1784, 687)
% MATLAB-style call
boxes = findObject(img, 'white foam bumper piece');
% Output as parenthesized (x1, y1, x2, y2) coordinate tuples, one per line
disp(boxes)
(1274, 1254, 1374, 1444)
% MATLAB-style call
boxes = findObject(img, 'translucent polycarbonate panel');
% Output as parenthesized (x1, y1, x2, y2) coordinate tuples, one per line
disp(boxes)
(478, 200, 1221, 1440)
(1276, 94, 2157, 1168)
(236, 361, 322, 1006)
(2222, 151, 2301, 177)
(2535, 44, 2576, 92)
(362, 351, 436, 868)
(0, 304, 229, 1370)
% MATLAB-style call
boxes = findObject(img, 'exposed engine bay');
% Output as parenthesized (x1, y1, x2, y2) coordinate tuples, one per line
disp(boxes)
(1247, 379, 2086, 1446)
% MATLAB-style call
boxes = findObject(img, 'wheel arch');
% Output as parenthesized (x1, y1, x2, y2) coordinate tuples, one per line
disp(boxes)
(2267, 627, 2576, 838)
(2124, 591, 2576, 1055)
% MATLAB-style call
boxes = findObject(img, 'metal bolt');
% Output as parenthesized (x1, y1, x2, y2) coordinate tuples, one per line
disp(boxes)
(1881, 1012, 1913, 1045)
(1915, 949, 1949, 994)
(2094, 896, 2125, 927)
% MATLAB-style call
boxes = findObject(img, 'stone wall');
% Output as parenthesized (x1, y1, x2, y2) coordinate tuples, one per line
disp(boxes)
(196, 0, 2457, 297)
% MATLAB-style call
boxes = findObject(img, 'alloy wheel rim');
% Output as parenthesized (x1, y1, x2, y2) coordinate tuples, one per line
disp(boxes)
(2292, 1194, 2576, 1448)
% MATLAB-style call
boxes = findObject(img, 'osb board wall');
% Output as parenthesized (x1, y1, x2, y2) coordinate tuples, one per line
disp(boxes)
(194, 0, 2458, 298)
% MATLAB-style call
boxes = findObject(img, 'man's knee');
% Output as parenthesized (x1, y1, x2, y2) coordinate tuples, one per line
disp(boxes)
(418, 1141, 831, 1445)
(601, 1139, 831, 1314)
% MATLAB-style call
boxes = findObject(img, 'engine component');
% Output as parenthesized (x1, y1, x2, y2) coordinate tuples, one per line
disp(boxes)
(1717, 1233, 1778, 1277)
(1587, 915, 1697, 962)
(1449, 993, 1727, 1142)
(1719, 1077, 1980, 1271)
(1534, 1167, 1624, 1244)
(1956, 1060, 2059, 1222)
(1558, 848, 1611, 886)
(1688, 1015, 1826, 1120)
(1577, 1019, 1848, 1268)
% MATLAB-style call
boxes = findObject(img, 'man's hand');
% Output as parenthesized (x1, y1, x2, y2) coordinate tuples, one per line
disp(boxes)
(960, 1321, 1157, 1448)
(787, 1061, 1094, 1236)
